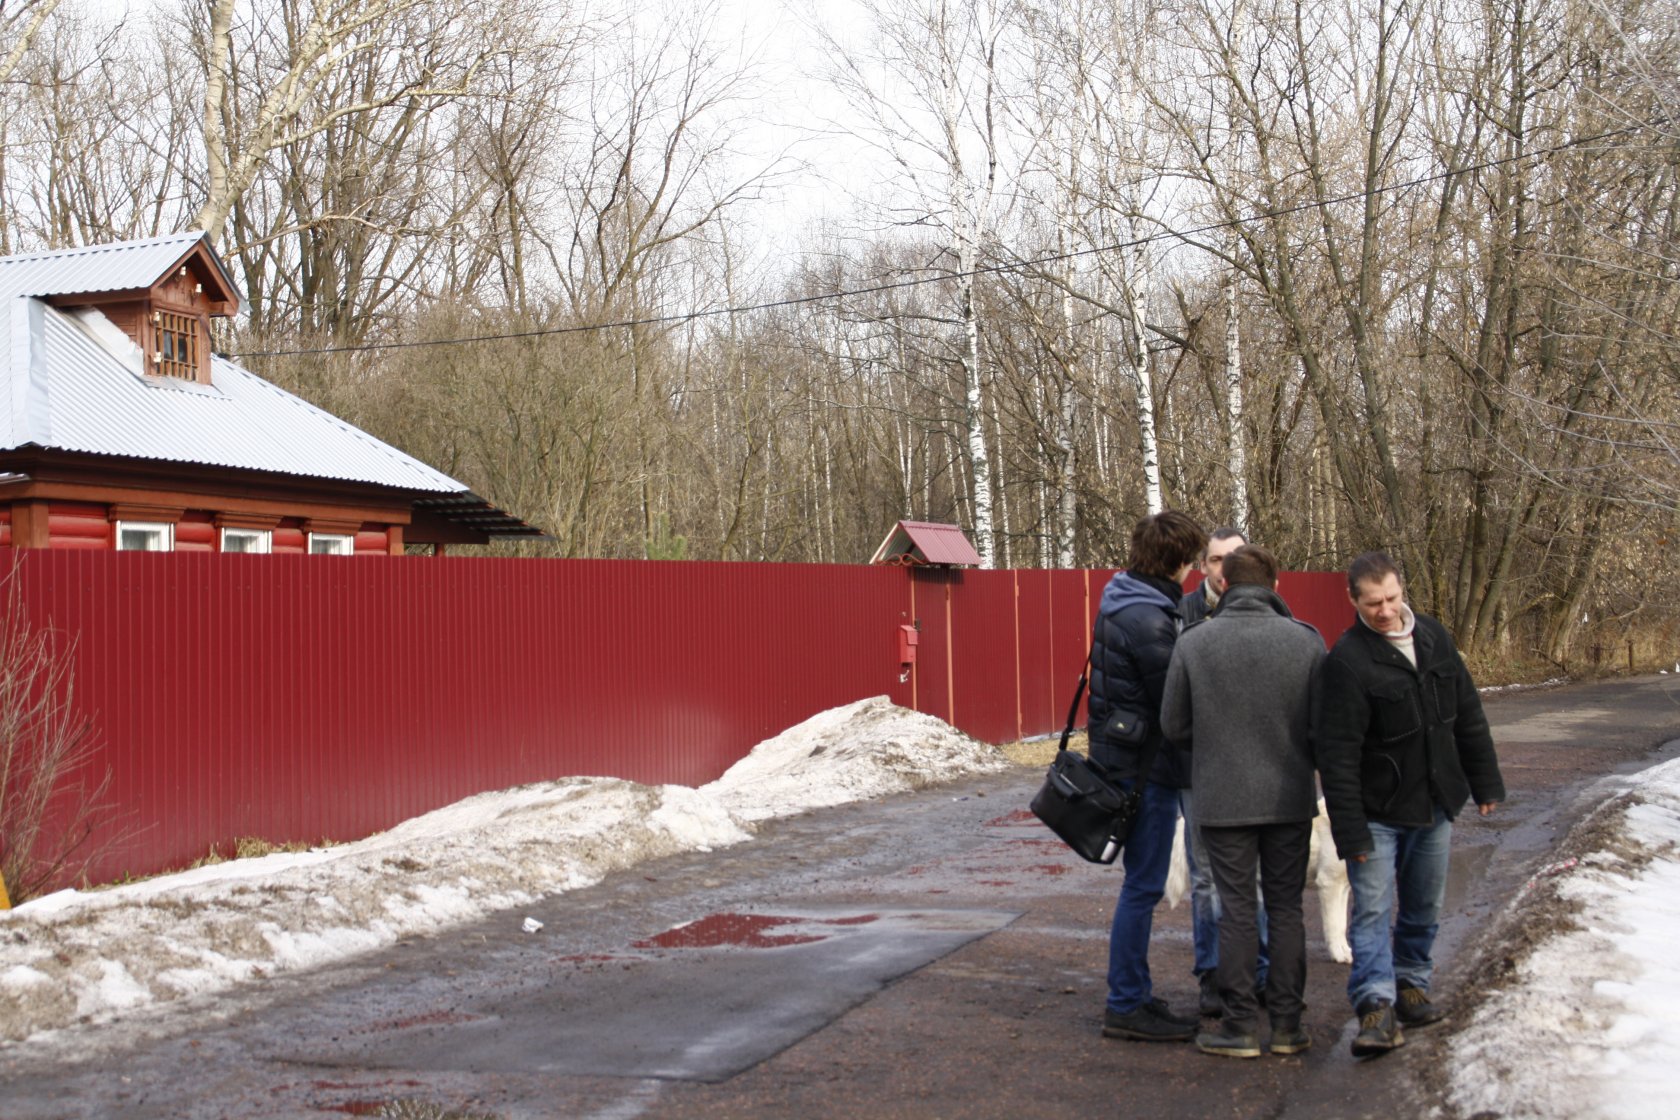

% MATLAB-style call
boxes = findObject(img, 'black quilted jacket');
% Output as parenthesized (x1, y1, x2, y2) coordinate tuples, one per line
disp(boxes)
(1087, 570, 1190, 789)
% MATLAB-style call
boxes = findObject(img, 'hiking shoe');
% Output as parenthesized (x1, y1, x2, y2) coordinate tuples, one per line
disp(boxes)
(1396, 982, 1446, 1027)
(1103, 1004, 1195, 1042)
(1199, 972, 1223, 1018)
(1147, 997, 1201, 1029)
(1350, 999, 1405, 1058)
(1270, 1025, 1311, 1055)
(1196, 1024, 1262, 1058)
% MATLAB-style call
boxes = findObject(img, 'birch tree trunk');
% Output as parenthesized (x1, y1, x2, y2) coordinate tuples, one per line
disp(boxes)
(1223, 259, 1249, 530)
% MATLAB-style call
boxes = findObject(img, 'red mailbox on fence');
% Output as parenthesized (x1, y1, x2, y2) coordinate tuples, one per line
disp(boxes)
(898, 623, 919, 665)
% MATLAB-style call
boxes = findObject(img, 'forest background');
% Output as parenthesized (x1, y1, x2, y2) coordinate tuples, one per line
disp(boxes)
(1, 0, 1676, 678)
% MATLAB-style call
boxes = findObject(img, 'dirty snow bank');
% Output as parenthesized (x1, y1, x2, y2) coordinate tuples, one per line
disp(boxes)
(1449, 755, 1680, 1120)
(704, 695, 1008, 821)
(0, 696, 1003, 1047)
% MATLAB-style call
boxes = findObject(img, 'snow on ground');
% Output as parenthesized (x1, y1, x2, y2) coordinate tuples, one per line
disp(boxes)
(11, 680, 1680, 1118)
(0, 696, 1006, 1048)
(1450, 754, 1680, 1120)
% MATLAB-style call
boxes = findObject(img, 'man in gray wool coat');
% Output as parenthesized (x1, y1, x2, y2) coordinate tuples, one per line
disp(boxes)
(1160, 544, 1326, 1059)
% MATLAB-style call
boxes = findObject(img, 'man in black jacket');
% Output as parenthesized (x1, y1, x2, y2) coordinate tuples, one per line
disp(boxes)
(1313, 552, 1506, 1058)
(1180, 526, 1246, 626)
(1091, 510, 1207, 1043)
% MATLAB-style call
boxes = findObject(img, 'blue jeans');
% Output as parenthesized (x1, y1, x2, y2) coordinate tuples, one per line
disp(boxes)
(1177, 789, 1219, 976)
(1107, 780, 1179, 1014)
(1345, 809, 1451, 1011)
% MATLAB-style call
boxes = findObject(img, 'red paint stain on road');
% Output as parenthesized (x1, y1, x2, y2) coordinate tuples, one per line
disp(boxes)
(1029, 864, 1073, 875)
(352, 1011, 478, 1035)
(985, 809, 1038, 826)
(634, 913, 827, 949)
(633, 912, 881, 949)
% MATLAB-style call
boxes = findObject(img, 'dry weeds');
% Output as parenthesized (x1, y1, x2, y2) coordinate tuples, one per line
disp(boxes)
(995, 730, 1088, 769)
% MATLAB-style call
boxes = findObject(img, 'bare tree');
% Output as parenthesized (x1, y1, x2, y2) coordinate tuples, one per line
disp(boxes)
(822, 0, 1027, 566)
(0, 0, 59, 88)
(0, 568, 114, 902)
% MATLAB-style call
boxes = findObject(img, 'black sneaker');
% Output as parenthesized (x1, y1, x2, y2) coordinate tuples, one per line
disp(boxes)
(1103, 1004, 1196, 1042)
(1350, 999, 1405, 1058)
(1147, 997, 1201, 1029)
(1396, 982, 1445, 1027)
(1198, 972, 1222, 1018)
(1196, 1024, 1262, 1058)
(1269, 1023, 1311, 1055)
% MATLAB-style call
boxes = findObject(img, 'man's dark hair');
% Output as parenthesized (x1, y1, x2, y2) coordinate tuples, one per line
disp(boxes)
(1347, 551, 1403, 596)
(1223, 544, 1279, 589)
(1201, 526, 1246, 560)
(1128, 511, 1207, 578)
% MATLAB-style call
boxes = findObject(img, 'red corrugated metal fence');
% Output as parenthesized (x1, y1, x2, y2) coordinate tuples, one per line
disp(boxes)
(1, 551, 1351, 886)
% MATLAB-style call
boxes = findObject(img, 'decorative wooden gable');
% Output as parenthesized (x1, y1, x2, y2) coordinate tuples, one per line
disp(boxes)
(44, 238, 239, 386)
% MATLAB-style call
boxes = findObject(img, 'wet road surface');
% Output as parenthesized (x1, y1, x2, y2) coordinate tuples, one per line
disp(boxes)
(3, 673, 1677, 1119)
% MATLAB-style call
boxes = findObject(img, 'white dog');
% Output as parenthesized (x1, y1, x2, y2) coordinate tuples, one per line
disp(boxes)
(1164, 797, 1353, 964)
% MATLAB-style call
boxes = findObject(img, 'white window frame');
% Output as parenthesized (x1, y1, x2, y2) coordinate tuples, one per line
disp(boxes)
(115, 520, 174, 552)
(308, 532, 354, 556)
(220, 527, 272, 554)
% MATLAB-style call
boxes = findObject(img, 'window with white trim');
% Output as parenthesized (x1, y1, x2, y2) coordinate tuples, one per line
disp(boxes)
(308, 532, 354, 555)
(116, 521, 174, 551)
(221, 527, 271, 554)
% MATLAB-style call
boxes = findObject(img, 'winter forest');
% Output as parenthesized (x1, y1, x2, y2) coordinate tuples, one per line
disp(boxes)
(1, 0, 1676, 670)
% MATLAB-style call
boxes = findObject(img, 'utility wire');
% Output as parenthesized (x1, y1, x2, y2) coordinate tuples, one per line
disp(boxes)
(231, 118, 1668, 360)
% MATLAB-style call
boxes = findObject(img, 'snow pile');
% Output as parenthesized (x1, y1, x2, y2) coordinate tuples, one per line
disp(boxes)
(0, 696, 1004, 1046)
(704, 695, 1007, 821)
(1450, 756, 1680, 1120)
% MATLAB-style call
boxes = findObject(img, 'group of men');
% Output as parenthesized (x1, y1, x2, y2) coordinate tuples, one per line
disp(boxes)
(1086, 512, 1506, 1059)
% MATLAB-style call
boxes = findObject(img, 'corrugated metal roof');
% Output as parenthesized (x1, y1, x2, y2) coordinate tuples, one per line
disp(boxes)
(0, 234, 544, 540)
(0, 231, 238, 305)
(4, 302, 461, 491)
(870, 520, 982, 566)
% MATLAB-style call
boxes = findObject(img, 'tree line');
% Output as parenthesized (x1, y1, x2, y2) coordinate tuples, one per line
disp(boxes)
(2, 0, 1676, 670)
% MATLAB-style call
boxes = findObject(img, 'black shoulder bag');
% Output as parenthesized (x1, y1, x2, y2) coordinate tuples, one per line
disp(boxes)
(1029, 658, 1158, 865)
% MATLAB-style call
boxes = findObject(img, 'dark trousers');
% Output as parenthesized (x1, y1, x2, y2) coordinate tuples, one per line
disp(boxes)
(1201, 821, 1311, 1033)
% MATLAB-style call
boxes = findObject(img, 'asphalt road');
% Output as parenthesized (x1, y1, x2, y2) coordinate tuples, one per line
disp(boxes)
(3, 673, 1678, 1120)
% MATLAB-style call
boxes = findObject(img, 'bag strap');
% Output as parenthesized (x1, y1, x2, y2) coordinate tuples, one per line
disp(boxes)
(1057, 655, 1091, 753)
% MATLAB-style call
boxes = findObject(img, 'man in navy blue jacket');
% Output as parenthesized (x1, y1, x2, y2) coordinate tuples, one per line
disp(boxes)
(1090, 510, 1207, 1042)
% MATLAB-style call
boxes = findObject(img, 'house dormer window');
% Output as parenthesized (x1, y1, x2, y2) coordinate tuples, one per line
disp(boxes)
(153, 309, 199, 380)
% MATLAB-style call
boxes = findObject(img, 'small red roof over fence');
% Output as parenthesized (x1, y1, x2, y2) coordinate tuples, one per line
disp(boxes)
(870, 520, 982, 567)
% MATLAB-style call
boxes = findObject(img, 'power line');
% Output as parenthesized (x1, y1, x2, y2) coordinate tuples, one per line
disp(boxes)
(231, 118, 1668, 360)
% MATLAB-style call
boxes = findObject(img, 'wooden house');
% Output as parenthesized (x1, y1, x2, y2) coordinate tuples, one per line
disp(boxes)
(0, 232, 539, 554)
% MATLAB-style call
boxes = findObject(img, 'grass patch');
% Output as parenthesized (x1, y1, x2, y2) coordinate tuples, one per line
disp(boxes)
(995, 730, 1087, 769)
(179, 836, 331, 871)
